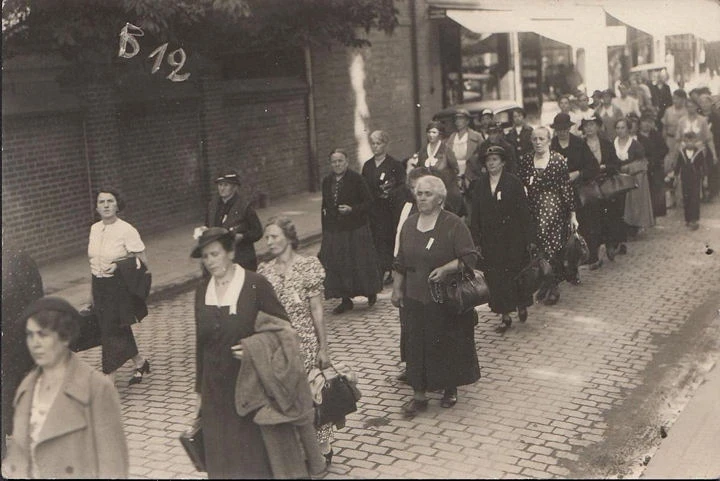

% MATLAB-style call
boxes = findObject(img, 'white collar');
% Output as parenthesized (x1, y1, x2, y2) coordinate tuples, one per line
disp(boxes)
(614, 137, 632, 161)
(205, 264, 246, 314)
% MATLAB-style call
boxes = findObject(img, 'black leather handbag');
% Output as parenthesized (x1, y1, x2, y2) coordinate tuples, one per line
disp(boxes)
(71, 305, 102, 352)
(563, 229, 590, 279)
(430, 255, 490, 315)
(179, 418, 206, 473)
(315, 368, 359, 428)
(599, 173, 638, 199)
(515, 252, 553, 297)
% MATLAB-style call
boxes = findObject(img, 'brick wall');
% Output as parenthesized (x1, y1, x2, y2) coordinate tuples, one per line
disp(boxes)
(1, 112, 92, 264)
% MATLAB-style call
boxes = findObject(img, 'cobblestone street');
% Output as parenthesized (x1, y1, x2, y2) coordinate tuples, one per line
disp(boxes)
(78, 202, 720, 479)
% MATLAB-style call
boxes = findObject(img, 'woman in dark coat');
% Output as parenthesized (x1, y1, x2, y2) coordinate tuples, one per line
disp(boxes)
(392, 175, 480, 415)
(637, 115, 670, 217)
(580, 116, 625, 267)
(417, 121, 464, 216)
(87, 188, 151, 385)
(319, 149, 382, 314)
(517, 127, 579, 306)
(550, 113, 600, 283)
(205, 169, 263, 272)
(362, 130, 406, 284)
(471, 146, 535, 333)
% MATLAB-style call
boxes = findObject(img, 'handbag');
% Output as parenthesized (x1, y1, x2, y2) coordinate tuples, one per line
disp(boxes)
(71, 305, 102, 352)
(429, 255, 489, 315)
(315, 366, 359, 428)
(515, 251, 553, 298)
(598, 173, 638, 199)
(563, 229, 590, 279)
(576, 180, 603, 207)
(179, 418, 206, 472)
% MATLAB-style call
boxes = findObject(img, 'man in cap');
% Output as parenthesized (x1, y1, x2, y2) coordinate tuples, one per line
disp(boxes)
(506, 107, 534, 160)
(477, 108, 495, 141)
(204, 169, 263, 271)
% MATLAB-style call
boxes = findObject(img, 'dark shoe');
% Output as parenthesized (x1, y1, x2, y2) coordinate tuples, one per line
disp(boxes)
(618, 243, 627, 255)
(536, 283, 550, 301)
(441, 389, 458, 408)
(543, 286, 560, 306)
(495, 316, 512, 334)
(367, 294, 377, 307)
(606, 245, 617, 261)
(402, 398, 429, 416)
(383, 272, 394, 286)
(128, 360, 150, 386)
(689, 221, 699, 231)
(333, 299, 354, 314)
(568, 276, 581, 286)
(518, 308, 528, 323)
(396, 370, 408, 384)
(589, 259, 603, 271)
(324, 449, 334, 467)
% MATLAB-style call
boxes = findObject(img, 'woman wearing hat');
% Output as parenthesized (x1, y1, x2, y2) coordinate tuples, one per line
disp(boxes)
(550, 113, 600, 283)
(416, 121, 464, 216)
(517, 127, 579, 305)
(615, 118, 655, 234)
(191, 227, 323, 478)
(470, 145, 535, 332)
(595, 89, 624, 140)
(580, 116, 624, 268)
(88, 188, 151, 385)
(3, 296, 128, 478)
(320, 149, 382, 314)
(205, 169, 263, 272)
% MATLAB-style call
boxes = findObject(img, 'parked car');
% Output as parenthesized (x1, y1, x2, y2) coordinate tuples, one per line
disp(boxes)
(433, 100, 523, 135)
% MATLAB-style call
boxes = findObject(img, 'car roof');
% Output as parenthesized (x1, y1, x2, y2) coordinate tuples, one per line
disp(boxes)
(630, 63, 667, 73)
(434, 100, 523, 118)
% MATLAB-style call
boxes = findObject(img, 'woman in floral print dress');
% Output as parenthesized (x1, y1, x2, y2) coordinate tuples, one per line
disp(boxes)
(257, 216, 335, 465)
(517, 126, 579, 306)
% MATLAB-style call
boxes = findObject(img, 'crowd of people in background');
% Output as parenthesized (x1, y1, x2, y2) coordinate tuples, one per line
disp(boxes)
(2, 68, 719, 478)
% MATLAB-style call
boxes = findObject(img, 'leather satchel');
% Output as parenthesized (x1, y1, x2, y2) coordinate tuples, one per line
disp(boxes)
(515, 252, 553, 297)
(429, 255, 490, 315)
(315, 367, 359, 428)
(598, 173, 638, 199)
(71, 305, 102, 352)
(179, 418, 206, 472)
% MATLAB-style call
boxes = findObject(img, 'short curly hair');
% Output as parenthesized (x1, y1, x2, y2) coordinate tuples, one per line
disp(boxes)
(29, 309, 80, 344)
(265, 216, 300, 250)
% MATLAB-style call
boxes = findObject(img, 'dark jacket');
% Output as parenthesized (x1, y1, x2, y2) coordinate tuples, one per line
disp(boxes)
(361, 154, 406, 207)
(637, 130, 669, 173)
(4, 353, 129, 479)
(585, 136, 621, 176)
(321, 169, 373, 232)
(206, 193, 263, 270)
(470, 171, 535, 269)
(552, 134, 600, 183)
(114, 257, 151, 323)
(505, 125, 534, 160)
(417, 142, 464, 215)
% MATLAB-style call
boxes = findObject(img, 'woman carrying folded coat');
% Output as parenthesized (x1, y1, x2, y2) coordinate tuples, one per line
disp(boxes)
(191, 227, 324, 479)
(615, 118, 655, 235)
(88, 188, 151, 385)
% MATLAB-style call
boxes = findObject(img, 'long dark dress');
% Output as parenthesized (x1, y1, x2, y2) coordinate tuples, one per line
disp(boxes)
(637, 129, 670, 217)
(319, 169, 382, 299)
(195, 269, 289, 479)
(551, 134, 600, 278)
(584, 136, 626, 260)
(471, 171, 535, 314)
(395, 210, 480, 391)
(362, 155, 406, 273)
(517, 152, 575, 282)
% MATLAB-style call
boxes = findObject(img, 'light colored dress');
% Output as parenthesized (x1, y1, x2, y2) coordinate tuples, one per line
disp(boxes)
(258, 255, 333, 444)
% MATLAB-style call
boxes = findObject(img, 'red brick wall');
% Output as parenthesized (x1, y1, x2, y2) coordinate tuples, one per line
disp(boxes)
(1, 112, 93, 264)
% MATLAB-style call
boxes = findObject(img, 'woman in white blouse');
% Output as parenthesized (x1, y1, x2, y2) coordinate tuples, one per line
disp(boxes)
(88, 188, 150, 385)
(416, 121, 464, 215)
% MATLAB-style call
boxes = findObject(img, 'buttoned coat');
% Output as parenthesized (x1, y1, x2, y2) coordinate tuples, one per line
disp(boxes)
(3, 353, 128, 479)
(206, 193, 263, 270)
(505, 125, 534, 160)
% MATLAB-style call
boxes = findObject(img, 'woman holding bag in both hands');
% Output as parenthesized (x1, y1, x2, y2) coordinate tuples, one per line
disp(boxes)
(257, 217, 335, 466)
(392, 175, 481, 416)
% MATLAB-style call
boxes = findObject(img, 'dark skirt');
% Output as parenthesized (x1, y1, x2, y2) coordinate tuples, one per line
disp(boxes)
(399, 307, 409, 362)
(403, 298, 481, 392)
(319, 224, 382, 299)
(648, 167, 667, 217)
(368, 204, 396, 273)
(484, 265, 533, 314)
(92, 276, 139, 374)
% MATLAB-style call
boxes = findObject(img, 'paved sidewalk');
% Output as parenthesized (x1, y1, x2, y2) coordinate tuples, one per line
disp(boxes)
(641, 360, 720, 479)
(40, 191, 323, 308)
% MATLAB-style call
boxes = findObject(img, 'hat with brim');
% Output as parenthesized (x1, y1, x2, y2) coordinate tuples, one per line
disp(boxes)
(454, 109, 472, 118)
(482, 144, 507, 161)
(550, 113, 574, 130)
(20, 296, 83, 326)
(580, 116, 603, 130)
(480, 108, 494, 117)
(191, 227, 235, 258)
(214, 170, 242, 186)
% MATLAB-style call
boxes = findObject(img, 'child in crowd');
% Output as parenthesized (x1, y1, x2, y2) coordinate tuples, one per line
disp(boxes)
(669, 130, 708, 230)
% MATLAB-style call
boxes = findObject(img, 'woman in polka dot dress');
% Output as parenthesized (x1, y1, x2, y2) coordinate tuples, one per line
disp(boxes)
(517, 127, 579, 305)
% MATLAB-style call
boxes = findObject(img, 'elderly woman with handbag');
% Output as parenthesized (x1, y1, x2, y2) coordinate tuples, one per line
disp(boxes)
(470, 146, 536, 333)
(392, 175, 481, 416)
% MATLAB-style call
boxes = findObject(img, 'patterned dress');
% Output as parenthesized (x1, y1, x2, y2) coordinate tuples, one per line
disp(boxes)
(257, 255, 333, 444)
(517, 152, 575, 261)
